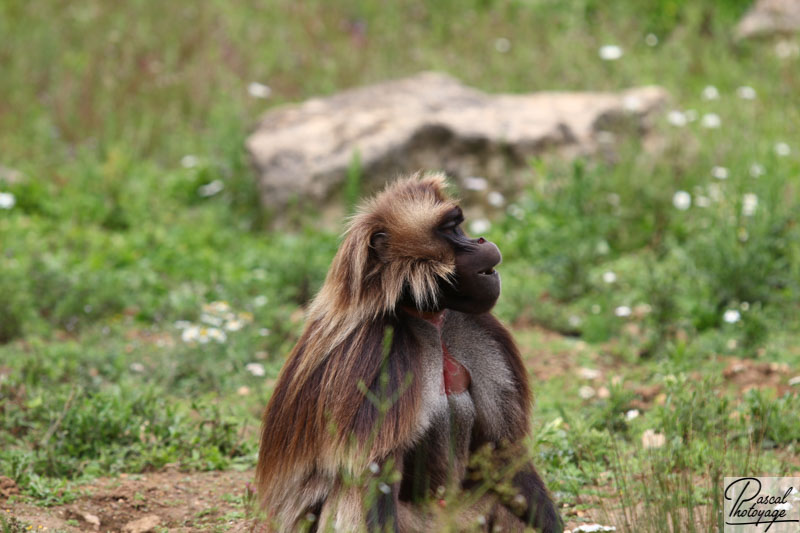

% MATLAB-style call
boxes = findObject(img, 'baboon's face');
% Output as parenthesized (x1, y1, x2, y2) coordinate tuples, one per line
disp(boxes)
(435, 206, 502, 314)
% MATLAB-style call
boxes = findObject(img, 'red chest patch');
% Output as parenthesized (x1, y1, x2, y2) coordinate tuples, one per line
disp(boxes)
(441, 341, 471, 395)
(402, 307, 472, 396)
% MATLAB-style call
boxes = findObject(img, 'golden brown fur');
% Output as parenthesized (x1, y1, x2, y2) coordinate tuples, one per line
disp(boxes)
(256, 173, 458, 530)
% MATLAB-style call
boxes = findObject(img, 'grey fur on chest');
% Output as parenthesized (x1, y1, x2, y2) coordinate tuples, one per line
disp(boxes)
(404, 311, 517, 443)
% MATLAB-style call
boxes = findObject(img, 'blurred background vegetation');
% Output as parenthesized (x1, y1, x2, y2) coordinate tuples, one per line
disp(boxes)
(1, 0, 799, 530)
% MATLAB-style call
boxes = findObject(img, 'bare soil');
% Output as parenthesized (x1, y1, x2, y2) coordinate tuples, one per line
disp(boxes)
(2, 470, 253, 532)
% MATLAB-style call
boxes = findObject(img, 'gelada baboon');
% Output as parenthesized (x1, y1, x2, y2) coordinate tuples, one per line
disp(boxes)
(256, 173, 562, 532)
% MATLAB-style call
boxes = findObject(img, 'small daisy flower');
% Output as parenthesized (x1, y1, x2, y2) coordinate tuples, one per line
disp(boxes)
(225, 319, 244, 332)
(701, 113, 721, 129)
(645, 33, 658, 46)
(711, 166, 728, 179)
(181, 326, 200, 343)
(672, 190, 691, 210)
(578, 386, 596, 400)
(462, 176, 488, 191)
(666, 110, 687, 127)
(602, 271, 617, 284)
(625, 409, 640, 421)
(701, 85, 719, 101)
(598, 45, 623, 61)
(736, 86, 756, 100)
(615, 305, 632, 317)
(207, 328, 227, 343)
(775, 142, 791, 156)
(749, 163, 764, 178)
(469, 219, 491, 235)
(248, 82, 271, 99)
(742, 193, 758, 216)
(695, 195, 710, 208)
(246, 362, 266, 377)
(723, 309, 741, 324)
(487, 191, 505, 207)
(0, 192, 15, 209)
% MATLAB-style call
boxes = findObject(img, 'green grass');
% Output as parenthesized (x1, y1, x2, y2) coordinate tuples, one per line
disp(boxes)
(1, 1, 799, 530)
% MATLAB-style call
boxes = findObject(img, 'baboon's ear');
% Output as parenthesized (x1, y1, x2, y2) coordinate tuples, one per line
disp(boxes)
(369, 232, 390, 262)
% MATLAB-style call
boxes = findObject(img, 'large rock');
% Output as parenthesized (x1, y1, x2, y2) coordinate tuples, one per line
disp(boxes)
(736, 0, 800, 39)
(246, 72, 667, 215)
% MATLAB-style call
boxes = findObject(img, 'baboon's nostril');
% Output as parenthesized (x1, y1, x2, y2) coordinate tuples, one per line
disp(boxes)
(477, 237, 486, 244)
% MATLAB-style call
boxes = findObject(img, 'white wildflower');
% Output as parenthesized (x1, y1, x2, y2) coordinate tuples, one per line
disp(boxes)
(684, 109, 698, 122)
(198, 180, 224, 197)
(200, 313, 223, 327)
(641, 429, 666, 449)
(788, 376, 800, 386)
(487, 191, 505, 207)
(602, 271, 617, 284)
(181, 326, 200, 343)
(462, 176, 488, 191)
(258, 328, 271, 337)
(723, 309, 741, 324)
(246, 362, 266, 377)
(736, 86, 756, 100)
(494, 37, 511, 53)
(379, 483, 391, 495)
(248, 81, 271, 99)
(615, 305, 632, 317)
(666, 110, 687, 127)
(672, 190, 691, 210)
(180, 155, 199, 168)
(740, 302, 750, 311)
(625, 409, 640, 421)
(174, 320, 192, 329)
(775, 142, 791, 156)
(701, 85, 719, 101)
(579, 367, 601, 380)
(369, 462, 380, 474)
(749, 163, 764, 178)
(695, 195, 710, 208)
(196, 328, 211, 343)
(208, 327, 227, 343)
(596, 240, 610, 255)
(578, 386, 596, 400)
(254, 295, 268, 307)
(711, 166, 728, 179)
(598, 45, 623, 61)
(129, 362, 145, 373)
(469, 218, 491, 235)
(645, 33, 658, 46)
(701, 113, 721, 129)
(742, 193, 758, 216)
(568, 315, 583, 327)
(225, 319, 244, 332)
(0, 192, 15, 209)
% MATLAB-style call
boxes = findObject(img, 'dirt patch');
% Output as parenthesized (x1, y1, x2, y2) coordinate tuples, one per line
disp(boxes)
(721, 357, 795, 395)
(3, 470, 254, 532)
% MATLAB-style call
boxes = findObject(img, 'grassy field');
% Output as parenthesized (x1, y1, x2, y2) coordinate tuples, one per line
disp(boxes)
(1, 1, 799, 531)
